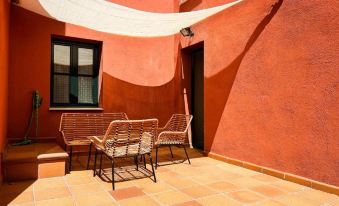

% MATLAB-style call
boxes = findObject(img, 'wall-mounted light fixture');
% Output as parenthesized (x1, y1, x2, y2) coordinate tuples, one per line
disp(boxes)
(180, 27, 194, 37)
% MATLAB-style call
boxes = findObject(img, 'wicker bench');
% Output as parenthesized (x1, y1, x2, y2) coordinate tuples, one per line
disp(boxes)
(59, 113, 128, 171)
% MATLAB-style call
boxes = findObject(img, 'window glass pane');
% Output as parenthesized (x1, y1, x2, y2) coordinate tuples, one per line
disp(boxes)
(78, 76, 93, 104)
(53, 75, 70, 103)
(78, 48, 93, 75)
(54, 45, 70, 73)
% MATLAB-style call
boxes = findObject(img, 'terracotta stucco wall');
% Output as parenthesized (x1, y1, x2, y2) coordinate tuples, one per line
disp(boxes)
(8, 1, 181, 144)
(0, 0, 10, 182)
(181, 0, 339, 186)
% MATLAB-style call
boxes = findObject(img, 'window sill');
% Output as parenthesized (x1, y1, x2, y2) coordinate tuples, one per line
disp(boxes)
(49, 107, 104, 111)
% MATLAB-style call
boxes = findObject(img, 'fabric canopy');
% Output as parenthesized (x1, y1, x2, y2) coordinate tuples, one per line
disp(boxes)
(18, 0, 243, 37)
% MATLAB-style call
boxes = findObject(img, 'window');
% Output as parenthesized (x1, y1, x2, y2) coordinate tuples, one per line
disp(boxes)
(51, 38, 100, 107)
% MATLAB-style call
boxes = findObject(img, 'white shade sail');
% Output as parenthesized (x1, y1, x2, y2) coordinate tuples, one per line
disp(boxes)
(17, 0, 243, 37)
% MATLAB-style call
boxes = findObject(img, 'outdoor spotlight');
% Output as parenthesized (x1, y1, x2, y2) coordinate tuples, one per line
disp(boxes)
(180, 27, 194, 37)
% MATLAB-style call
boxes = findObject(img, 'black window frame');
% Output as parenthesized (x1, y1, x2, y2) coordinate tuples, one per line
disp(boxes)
(50, 38, 100, 108)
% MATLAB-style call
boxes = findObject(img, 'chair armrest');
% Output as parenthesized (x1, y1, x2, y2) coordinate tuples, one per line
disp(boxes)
(156, 131, 187, 145)
(158, 131, 185, 137)
(88, 135, 104, 148)
(60, 131, 69, 145)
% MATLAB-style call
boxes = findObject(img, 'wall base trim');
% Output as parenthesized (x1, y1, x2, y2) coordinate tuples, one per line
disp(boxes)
(205, 152, 339, 196)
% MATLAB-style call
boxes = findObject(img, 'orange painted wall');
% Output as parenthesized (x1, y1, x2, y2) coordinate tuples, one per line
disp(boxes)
(181, 0, 339, 186)
(8, 1, 181, 145)
(0, 0, 10, 182)
(7, 0, 339, 186)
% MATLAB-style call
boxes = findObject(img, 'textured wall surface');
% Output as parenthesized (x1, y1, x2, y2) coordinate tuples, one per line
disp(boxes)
(181, 0, 339, 186)
(0, 0, 10, 182)
(8, 1, 181, 143)
(7, 0, 339, 186)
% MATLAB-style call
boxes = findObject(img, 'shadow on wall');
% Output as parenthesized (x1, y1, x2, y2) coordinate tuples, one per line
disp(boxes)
(180, 0, 203, 11)
(8, 5, 66, 140)
(8, 5, 185, 140)
(204, 0, 284, 151)
(101, 41, 185, 127)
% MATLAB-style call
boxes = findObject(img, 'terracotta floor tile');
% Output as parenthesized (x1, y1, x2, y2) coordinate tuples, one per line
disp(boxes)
(228, 190, 264, 204)
(156, 171, 180, 181)
(119, 195, 159, 206)
(191, 174, 223, 184)
(69, 182, 103, 196)
(271, 180, 305, 193)
(217, 164, 260, 176)
(0, 181, 34, 195)
(0, 191, 33, 205)
(275, 194, 319, 206)
(35, 197, 75, 206)
(329, 199, 339, 206)
(2, 153, 336, 206)
(7, 202, 35, 206)
(172, 200, 203, 206)
(250, 185, 285, 197)
(206, 181, 241, 192)
(137, 182, 171, 194)
(110, 186, 144, 200)
(165, 177, 199, 189)
(34, 186, 71, 201)
(74, 192, 117, 206)
(298, 188, 338, 204)
(100, 180, 135, 190)
(214, 171, 243, 180)
(181, 185, 216, 198)
(34, 177, 66, 190)
(197, 194, 241, 206)
(251, 174, 280, 183)
(252, 200, 287, 206)
(66, 176, 96, 186)
(232, 177, 266, 188)
(154, 190, 191, 205)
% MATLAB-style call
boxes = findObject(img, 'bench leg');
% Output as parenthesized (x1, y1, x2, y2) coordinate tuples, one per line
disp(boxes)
(183, 146, 191, 164)
(155, 146, 159, 169)
(93, 149, 98, 177)
(169, 145, 174, 159)
(86, 142, 92, 170)
(69, 146, 73, 172)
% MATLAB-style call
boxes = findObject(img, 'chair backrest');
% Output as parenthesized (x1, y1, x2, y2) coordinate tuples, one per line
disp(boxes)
(103, 119, 158, 157)
(163, 114, 193, 133)
(59, 113, 128, 144)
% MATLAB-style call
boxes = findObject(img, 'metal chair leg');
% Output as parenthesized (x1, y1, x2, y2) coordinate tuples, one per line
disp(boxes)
(183, 146, 191, 164)
(143, 154, 146, 168)
(86, 142, 92, 170)
(155, 146, 159, 169)
(111, 159, 115, 190)
(148, 153, 157, 183)
(134, 156, 139, 171)
(93, 149, 98, 177)
(69, 146, 73, 172)
(99, 152, 103, 177)
(169, 145, 174, 158)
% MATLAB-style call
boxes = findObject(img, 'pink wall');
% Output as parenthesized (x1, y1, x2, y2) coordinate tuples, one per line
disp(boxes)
(0, 0, 10, 182)
(181, 0, 339, 186)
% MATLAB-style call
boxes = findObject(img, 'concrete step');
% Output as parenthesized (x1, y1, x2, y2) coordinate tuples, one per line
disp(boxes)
(3, 142, 68, 181)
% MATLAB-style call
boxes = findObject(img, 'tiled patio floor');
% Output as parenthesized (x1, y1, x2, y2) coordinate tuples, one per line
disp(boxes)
(0, 147, 338, 206)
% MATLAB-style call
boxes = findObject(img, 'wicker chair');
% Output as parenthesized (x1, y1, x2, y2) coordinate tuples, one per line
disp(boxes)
(155, 114, 193, 169)
(59, 113, 128, 172)
(90, 119, 158, 190)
